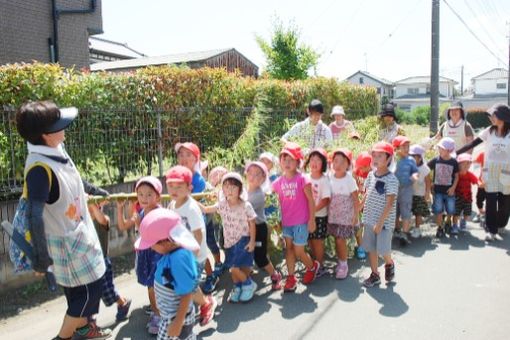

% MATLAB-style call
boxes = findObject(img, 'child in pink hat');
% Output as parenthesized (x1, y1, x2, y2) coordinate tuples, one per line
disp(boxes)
(453, 153, 480, 232)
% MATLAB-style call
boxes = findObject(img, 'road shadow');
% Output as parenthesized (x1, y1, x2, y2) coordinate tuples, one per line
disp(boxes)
(113, 307, 150, 340)
(392, 234, 438, 257)
(365, 283, 409, 317)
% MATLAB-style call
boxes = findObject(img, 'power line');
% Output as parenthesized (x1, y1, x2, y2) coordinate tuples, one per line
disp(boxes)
(443, 0, 506, 65)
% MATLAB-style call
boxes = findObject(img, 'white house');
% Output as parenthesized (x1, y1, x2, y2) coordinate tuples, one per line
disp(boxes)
(345, 70, 394, 99)
(471, 68, 508, 97)
(392, 75, 457, 111)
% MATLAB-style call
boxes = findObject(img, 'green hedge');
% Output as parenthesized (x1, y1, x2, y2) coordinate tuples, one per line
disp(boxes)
(466, 108, 492, 130)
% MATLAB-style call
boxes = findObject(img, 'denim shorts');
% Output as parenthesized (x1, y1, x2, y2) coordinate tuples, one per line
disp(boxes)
(224, 236, 254, 269)
(282, 223, 309, 246)
(433, 192, 456, 215)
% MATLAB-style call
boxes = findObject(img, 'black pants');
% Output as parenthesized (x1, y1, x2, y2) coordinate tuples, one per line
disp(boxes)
(254, 222, 270, 268)
(485, 192, 510, 234)
(476, 187, 486, 210)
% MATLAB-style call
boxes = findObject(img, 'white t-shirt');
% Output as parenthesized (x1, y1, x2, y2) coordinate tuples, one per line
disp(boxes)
(307, 174, 331, 217)
(479, 127, 510, 165)
(329, 172, 358, 196)
(168, 198, 209, 263)
(413, 164, 431, 196)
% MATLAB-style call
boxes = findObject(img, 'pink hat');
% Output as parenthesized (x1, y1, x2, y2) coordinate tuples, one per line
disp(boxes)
(208, 166, 228, 187)
(174, 142, 200, 160)
(135, 176, 162, 195)
(245, 161, 268, 179)
(457, 153, 472, 163)
(437, 137, 456, 152)
(134, 208, 199, 251)
(166, 165, 193, 185)
(221, 172, 248, 200)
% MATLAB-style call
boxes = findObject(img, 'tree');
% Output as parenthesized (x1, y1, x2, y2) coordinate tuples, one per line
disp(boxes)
(256, 18, 319, 80)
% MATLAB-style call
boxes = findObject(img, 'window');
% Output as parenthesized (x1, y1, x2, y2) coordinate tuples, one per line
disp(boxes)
(426, 86, 431, 94)
(359, 77, 364, 84)
(497, 83, 507, 89)
(407, 88, 419, 95)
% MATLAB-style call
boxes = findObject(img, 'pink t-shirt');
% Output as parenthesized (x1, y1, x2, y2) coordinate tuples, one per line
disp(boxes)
(272, 173, 311, 227)
(214, 200, 256, 248)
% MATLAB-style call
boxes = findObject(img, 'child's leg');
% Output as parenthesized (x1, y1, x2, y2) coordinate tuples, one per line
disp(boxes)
(401, 219, 411, 233)
(254, 222, 275, 276)
(230, 267, 248, 283)
(382, 254, 393, 266)
(284, 238, 296, 275)
(335, 237, 348, 262)
(435, 213, 443, 227)
(309, 239, 325, 265)
(58, 315, 88, 339)
(415, 215, 422, 228)
(148, 287, 159, 315)
(355, 228, 363, 247)
(193, 287, 207, 306)
(204, 259, 214, 277)
(293, 244, 314, 269)
(368, 252, 379, 274)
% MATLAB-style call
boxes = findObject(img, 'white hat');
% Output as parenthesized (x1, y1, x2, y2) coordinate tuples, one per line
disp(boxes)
(409, 144, 426, 157)
(331, 105, 345, 116)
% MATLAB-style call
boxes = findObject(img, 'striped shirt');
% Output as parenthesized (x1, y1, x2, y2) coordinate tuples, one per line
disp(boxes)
(362, 171, 399, 229)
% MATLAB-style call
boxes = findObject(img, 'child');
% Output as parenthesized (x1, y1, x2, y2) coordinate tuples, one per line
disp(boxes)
(200, 172, 258, 303)
(472, 151, 486, 226)
(134, 208, 200, 340)
(427, 137, 459, 238)
(392, 136, 418, 245)
(166, 165, 217, 326)
(362, 142, 399, 287)
(245, 161, 283, 290)
(272, 142, 320, 292)
(117, 176, 163, 335)
(328, 148, 360, 279)
(453, 154, 479, 233)
(352, 152, 372, 260)
(304, 148, 331, 277)
(409, 144, 431, 238)
(329, 105, 354, 140)
(259, 151, 280, 183)
(88, 202, 132, 322)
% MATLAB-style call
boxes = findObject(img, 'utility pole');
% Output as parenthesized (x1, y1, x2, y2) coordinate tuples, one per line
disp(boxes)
(430, 0, 440, 135)
(461, 65, 464, 97)
(507, 22, 509, 106)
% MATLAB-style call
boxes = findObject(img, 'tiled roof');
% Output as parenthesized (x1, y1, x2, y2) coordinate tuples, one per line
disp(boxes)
(395, 75, 457, 85)
(89, 37, 146, 59)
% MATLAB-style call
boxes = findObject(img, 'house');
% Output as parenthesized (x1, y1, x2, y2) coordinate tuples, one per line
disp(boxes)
(0, 0, 103, 69)
(89, 36, 146, 64)
(392, 75, 458, 111)
(345, 70, 394, 100)
(471, 68, 508, 97)
(90, 48, 259, 77)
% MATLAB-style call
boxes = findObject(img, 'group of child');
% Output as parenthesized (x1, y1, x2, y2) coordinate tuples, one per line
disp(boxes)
(92, 125, 487, 340)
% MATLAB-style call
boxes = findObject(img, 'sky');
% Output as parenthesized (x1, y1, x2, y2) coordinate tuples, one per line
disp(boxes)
(98, 0, 510, 87)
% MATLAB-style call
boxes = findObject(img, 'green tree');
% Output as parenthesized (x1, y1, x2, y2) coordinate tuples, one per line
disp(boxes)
(256, 18, 319, 80)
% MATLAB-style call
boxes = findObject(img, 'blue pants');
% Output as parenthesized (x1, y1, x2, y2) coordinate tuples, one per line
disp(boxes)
(101, 257, 119, 306)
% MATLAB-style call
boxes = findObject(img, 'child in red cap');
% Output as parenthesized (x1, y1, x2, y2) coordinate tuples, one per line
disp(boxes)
(272, 142, 320, 292)
(353, 151, 373, 260)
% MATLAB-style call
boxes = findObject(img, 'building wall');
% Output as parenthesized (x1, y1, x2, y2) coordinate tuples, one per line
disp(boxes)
(346, 73, 394, 98)
(474, 78, 508, 95)
(395, 82, 452, 98)
(204, 50, 259, 77)
(0, 0, 102, 69)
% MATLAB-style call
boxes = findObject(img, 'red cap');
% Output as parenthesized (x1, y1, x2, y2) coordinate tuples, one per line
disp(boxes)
(175, 142, 200, 160)
(280, 142, 304, 161)
(392, 135, 411, 148)
(166, 165, 193, 185)
(308, 148, 328, 161)
(354, 151, 372, 170)
(332, 148, 353, 164)
(372, 141, 394, 157)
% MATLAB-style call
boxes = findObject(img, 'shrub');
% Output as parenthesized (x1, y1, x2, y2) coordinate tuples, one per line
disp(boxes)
(466, 108, 491, 130)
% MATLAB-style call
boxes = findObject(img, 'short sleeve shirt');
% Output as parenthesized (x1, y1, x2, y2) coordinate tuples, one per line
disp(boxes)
(215, 200, 256, 248)
(272, 173, 311, 227)
(248, 188, 266, 224)
(413, 164, 431, 196)
(328, 173, 358, 225)
(192, 172, 206, 194)
(362, 171, 399, 229)
(395, 156, 418, 187)
(428, 156, 459, 194)
(307, 174, 331, 217)
(456, 171, 478, 202)
(479, 127, 510, 165)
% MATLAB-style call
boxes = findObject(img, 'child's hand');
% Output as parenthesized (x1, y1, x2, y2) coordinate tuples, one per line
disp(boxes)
(245, 240, 255, 252)
(373, 223, 383, 234)
(425, 192, 431, 203)
(308, 219, 316, 233)
(116, 199, 126, 209)
(167, 320, 182, 338)
(134, 213, 141, 227)
(447, 187, 455, 196)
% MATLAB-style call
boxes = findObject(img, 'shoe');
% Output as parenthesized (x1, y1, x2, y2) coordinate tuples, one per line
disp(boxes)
(271, 271, 282, 290)
(228, 286, 242, 303)
(436, 228, 445, 238)
(147, 314, 160, 335)
(72, 322, 112, 340)
(335, 262, 348, 280)
(399, 232, 411, 246)
(316, 266, 328, 278)
(460, 219, 467, 230)
(239, 280, 258, 303)
(385, 262, 395, 282)
(480, 217, 487, 232)
(201, 275, 219, 294)
(115, 299, 132, 322)
(451, 224, 460, 235)
(410, 228, 421, 239)
(302, 260, 320, 284)
(355, 246, 367, 260)
(199, 295, 217, 326)
(494, 233, 504, 241)
(472, 214, 480, 223)
(485, 233, 495, 242)
(393, 229, 404, 239)
(212, 262, 226, 277)
(363, 272, 381, 288)
(444, 221, 452, 235)
(283, 275, 298, 293)
(143, 305, 152, 315)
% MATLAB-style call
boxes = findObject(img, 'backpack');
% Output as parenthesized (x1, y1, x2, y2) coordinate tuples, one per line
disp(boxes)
(8, 162, 52, 272)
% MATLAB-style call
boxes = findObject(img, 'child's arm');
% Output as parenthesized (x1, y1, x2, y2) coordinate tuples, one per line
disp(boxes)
(315, 197, 330, 213)
(167, 293, 193, 337)
(245, 218, 256, 252)
(373, 194, 396, 234)
(351, 190, 360, 225)
(88, 203, 110, 228)
(116, 200, 136, 231)
(424, 174, 432, 202)
(197, 201, 217, 214)
(192, 229, 203, 248)
(447, 173, 459, 196)
(303, 183, 317, 233)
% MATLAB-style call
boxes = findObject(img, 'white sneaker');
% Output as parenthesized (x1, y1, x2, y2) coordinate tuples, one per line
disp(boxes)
(494, 234, 504, 241)
(410, 228, 421, 239)
(485, 233, 495, 242)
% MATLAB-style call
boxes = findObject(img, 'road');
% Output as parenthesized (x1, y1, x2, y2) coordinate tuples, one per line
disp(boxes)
(1, 222, 509, 340)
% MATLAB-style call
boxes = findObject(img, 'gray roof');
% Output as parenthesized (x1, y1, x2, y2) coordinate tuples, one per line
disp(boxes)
(395, 75, 458, 85)
(472, 68, 508, 80)
(345, 70, 394, 86)
(91, 48, 235, 71)
(89, 37, 146, 59)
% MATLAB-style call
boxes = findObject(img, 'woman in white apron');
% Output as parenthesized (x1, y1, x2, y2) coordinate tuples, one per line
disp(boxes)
(435, 101, 475, 152)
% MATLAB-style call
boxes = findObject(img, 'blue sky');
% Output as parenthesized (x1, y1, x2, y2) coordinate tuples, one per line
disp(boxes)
(99, 0, 510, 86)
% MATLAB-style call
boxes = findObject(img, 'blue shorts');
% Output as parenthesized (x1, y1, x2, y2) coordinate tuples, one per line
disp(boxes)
(433, 192, 456, 215)
(282, 223, 309, 246)
(224, 236, 254, 269)
(135, 248, 162, 287)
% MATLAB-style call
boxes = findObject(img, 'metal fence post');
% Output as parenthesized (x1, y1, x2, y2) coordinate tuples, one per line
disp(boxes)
(157, 110, 164, 178)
